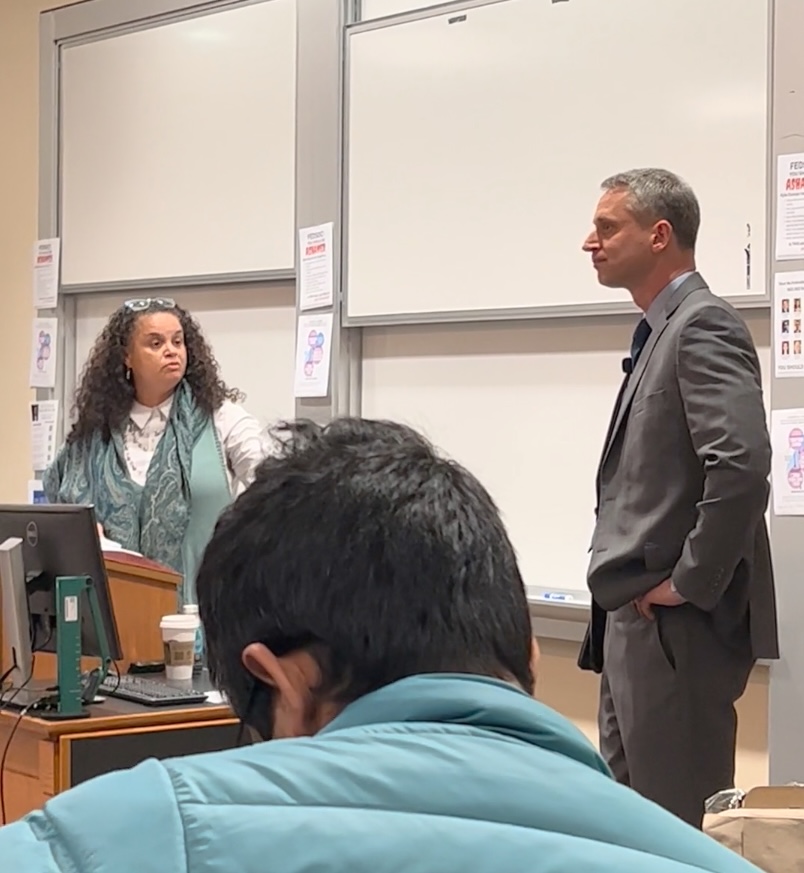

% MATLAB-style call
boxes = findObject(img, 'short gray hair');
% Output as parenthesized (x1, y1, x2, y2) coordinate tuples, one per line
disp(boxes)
(601, 168, 700, 251)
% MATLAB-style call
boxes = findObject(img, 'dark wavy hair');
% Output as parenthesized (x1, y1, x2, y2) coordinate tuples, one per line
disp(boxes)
(67, 301, 243, 445)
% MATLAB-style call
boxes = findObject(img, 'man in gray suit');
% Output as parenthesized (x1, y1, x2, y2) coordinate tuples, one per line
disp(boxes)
(578, 168, 779, 828)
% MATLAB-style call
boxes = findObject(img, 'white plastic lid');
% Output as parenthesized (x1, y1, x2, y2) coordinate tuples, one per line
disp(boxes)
(160, 613, 199, 629)
(182, 604, 199, 615)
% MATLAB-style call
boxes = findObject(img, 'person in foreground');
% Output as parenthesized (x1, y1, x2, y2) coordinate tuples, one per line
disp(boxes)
(44, 297, 265, 605)
(579, 168, 778, 827)
(2, 419, 762, 872)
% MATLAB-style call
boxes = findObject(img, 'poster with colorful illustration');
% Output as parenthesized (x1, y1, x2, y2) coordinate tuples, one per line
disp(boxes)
(29, 317, 58, 389)
(293, 312, 334, 398)
(771, 408, 804, 515)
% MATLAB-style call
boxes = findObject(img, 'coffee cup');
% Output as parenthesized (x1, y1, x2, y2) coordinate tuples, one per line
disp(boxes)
(160, 613, 199, 681)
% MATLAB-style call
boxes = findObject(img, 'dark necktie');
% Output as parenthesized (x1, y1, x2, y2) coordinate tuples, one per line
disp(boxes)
(599, 318, 653, 504)
(630, 318, 652, 368)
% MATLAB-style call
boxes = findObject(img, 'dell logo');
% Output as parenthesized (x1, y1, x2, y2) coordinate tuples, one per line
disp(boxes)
(26, 521, 38, 547)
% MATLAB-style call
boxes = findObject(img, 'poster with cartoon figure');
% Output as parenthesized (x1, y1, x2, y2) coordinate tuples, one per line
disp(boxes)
(293, 312, 334, 398)
(772, 408, 804, 515)
(774, 272, 804, 378)
(28, 316, 58, 389)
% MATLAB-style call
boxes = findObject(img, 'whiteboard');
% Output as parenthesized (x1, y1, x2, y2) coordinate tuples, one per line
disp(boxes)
(60, 0, 296, 287)
(345, 0, 769, 322)
(361, 313, 771, 601)
(72, 286, 297, 430)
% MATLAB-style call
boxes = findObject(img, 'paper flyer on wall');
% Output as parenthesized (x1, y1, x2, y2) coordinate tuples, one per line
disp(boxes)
(771, 408, 804, 515)
(27, 479, 47, 504)
(293, 312, 334, 398)
(30, 399, 59, 472)
(298, 223, 334, 311)
(33, 237, 61, 309)
(29, 317, 58, 389)
(775, 154, 804, 261)
(773, 271, 804, 378)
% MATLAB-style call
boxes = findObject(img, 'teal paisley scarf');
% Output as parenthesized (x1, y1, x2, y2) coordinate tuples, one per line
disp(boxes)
(43, 381, 208, 575)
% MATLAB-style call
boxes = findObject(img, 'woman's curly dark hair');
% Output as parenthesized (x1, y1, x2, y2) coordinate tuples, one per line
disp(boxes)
(67, 301, 244, 445)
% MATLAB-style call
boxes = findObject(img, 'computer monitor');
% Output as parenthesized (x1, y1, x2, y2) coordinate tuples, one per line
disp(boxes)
(0, 505, 123, 705)
(0, 537, 33, 691)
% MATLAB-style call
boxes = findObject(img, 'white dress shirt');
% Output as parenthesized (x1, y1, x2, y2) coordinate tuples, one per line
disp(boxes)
(124, 396, 266, 493)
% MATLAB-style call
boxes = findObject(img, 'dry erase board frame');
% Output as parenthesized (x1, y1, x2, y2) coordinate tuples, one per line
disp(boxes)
(36, 0, 304, 453)
(355, 0, 436, 20)
(46, 0, 297, 293)
(341, 0, 774, 327)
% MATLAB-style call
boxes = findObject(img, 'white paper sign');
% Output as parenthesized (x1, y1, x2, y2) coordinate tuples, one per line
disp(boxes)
(294, 312, 334, 398)
(33, 238, 61, 309)
(29, 317, 58, 389)
(771, 409, 804, 515)
(773, 272, 804, 378)
(775, 154, 804, 261)
(29, 318, 59, 388)
(30, 399, 59, 472)
(298, 223, 334, 311)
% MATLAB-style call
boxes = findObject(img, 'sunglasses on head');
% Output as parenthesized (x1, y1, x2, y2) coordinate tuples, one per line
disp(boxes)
(123, 297, 177, 312)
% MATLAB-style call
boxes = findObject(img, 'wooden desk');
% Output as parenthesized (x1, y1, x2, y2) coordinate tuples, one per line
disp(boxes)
(1, 551, 230, 824)
(0, 688, 237, 824)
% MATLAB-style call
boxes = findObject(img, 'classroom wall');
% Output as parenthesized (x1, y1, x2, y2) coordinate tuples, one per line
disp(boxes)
(0, 0, 81, 501)
(0, 0, 769, 789)
(0, 0, 45, 500)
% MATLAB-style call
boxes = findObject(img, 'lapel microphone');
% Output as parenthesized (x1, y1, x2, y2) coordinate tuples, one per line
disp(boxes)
(621, 357, 633, 375)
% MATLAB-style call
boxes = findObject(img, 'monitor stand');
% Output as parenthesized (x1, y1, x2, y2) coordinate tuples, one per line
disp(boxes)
(0, 537, 112, 719)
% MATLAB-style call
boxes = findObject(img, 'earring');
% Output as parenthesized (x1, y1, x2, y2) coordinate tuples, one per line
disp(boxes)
(125, 368, 132, 382)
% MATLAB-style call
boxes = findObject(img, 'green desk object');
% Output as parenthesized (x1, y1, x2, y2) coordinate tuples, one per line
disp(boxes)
(50, 575, 113, 719)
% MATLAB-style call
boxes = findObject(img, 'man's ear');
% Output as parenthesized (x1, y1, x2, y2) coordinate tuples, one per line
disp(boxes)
(650, 219, 673, 253)
(241, 642, 322, 738)
(242, 643, 300, 701)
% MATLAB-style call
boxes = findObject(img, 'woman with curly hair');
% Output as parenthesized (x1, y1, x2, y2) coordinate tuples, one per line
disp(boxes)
(44, 297, 266, 605)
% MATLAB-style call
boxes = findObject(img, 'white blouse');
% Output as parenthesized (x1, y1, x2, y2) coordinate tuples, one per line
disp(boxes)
(124, 397, 266, 493)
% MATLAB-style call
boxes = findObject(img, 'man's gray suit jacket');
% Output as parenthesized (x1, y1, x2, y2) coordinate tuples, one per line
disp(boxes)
(579, 272, 779, 672)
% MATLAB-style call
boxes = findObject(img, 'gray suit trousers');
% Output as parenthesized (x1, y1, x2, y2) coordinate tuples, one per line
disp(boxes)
(599, 602, 754, 828)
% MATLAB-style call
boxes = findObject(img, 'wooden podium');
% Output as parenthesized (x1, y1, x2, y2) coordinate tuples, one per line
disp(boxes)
(1, 550, 182, 680)
(94, 551, 183, 671)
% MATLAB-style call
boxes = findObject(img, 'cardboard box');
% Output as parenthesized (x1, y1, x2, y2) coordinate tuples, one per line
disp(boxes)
(704, 787, 804, 873)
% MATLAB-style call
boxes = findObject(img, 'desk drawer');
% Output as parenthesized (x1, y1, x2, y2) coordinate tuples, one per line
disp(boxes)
(60, 719, 242, 788)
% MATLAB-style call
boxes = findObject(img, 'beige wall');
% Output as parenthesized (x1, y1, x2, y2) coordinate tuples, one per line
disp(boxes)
(0, 0, 75, 501)
(0, 0, 770, 787)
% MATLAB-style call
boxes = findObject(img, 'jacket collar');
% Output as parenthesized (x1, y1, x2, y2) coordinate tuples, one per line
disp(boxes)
(645, 269, 696, 330)
(321, 673, 610, 777)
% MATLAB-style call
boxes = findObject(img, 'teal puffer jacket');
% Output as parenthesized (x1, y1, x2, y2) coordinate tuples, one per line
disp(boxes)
(0, 674, 759, 873)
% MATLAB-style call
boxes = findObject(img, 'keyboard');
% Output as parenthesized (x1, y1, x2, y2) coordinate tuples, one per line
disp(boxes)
(98, 674, 209, 707)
